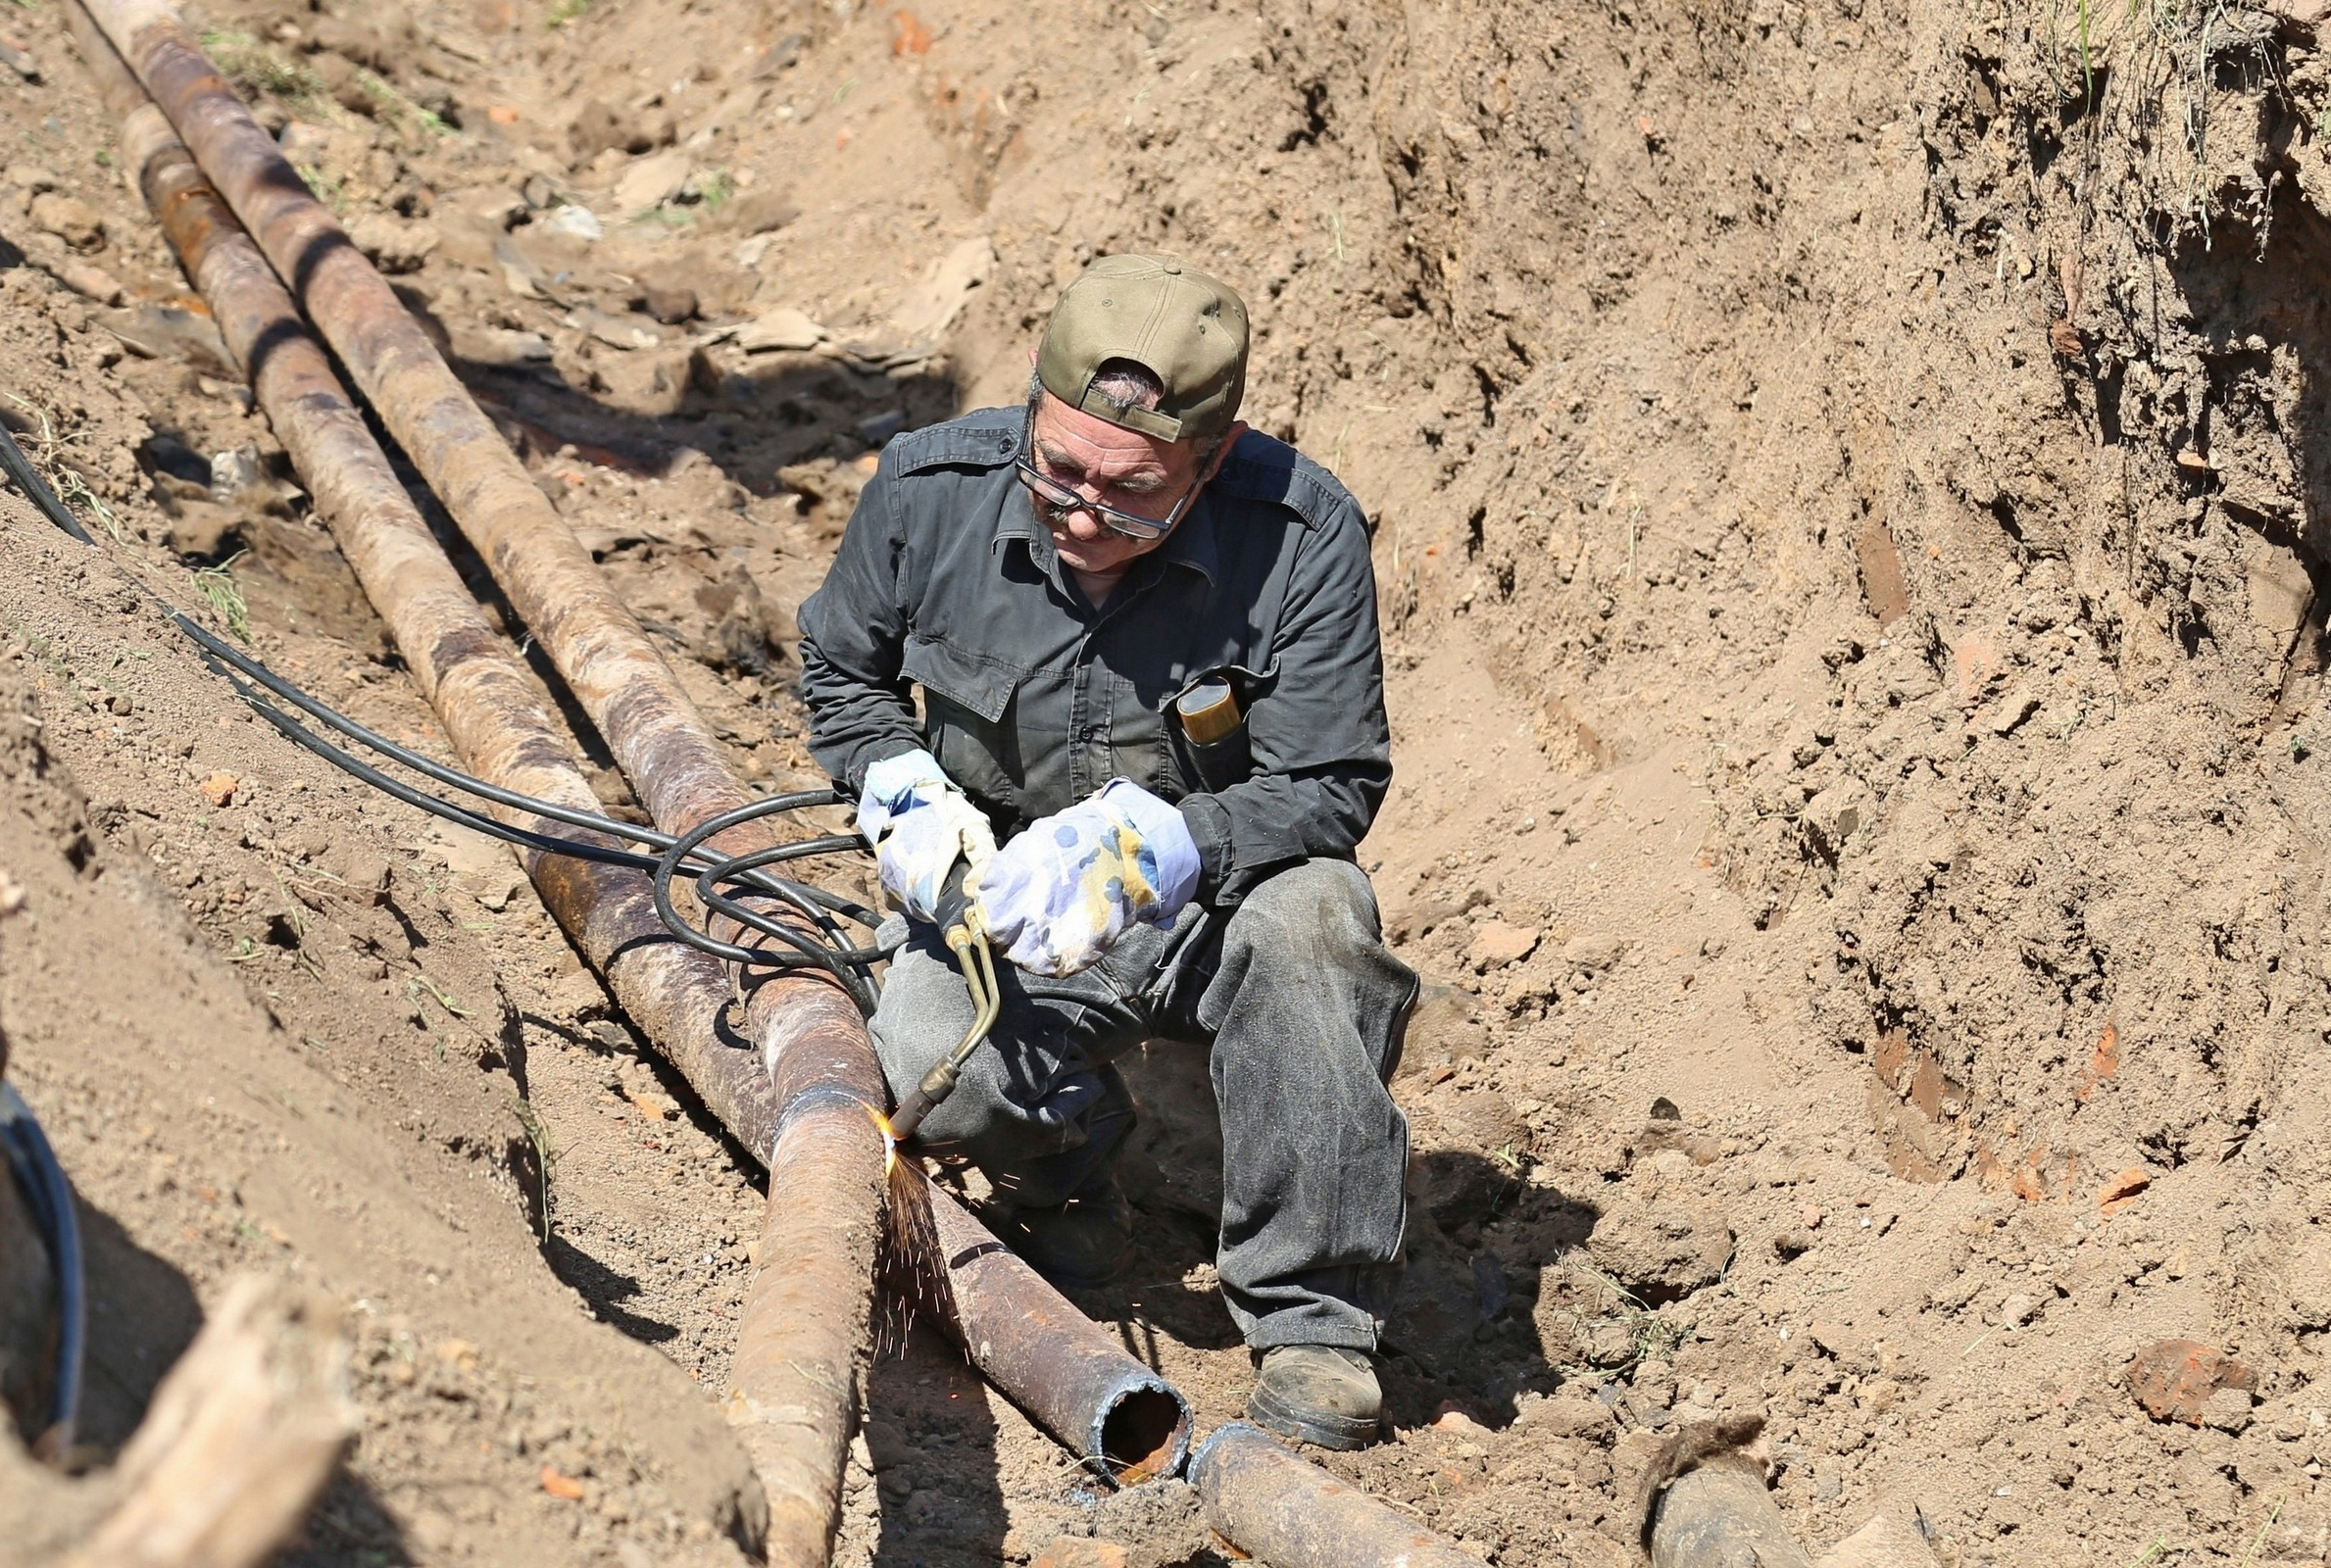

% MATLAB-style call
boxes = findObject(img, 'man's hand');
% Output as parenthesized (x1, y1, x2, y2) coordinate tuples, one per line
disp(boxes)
(856, 749, 997, 925)
(970, 779, 1200, 977)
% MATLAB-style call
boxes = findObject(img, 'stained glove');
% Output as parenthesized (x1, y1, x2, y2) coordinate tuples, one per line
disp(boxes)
(970, 779, 1200, 977)
(855, 748, 997, 925)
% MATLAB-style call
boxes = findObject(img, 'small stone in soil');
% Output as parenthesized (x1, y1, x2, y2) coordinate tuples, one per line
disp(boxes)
(2127, 1339, 2253, 1425)
(1586, 1198, 1734, 1301)
(643, 282, 700, 323)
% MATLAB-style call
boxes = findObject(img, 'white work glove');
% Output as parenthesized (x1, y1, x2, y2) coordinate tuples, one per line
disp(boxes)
(855, 748, 997, 925)
(969, 779, 1200, 978)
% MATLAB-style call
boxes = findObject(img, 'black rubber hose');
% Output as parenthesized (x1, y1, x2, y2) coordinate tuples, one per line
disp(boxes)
(0, 421, 94, 545)
(7, 407, 895, 1004)
(188, 631, 891, 1002)
(1, 1081, 84, 1458)
(654, 797, 888, 1013)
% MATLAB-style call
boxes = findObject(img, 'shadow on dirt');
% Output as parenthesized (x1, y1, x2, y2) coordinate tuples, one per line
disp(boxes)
(375, 255, 963, 505)
(1382, 1161, 1599, 1430)
(542, 1233, 680, 1345)
(77, 1194, 414, 1567)
(2161, 180, 2331, 597)
(446, 337, 963, 500)
(280, 1469, 417, 1567)
(72, 1197, 204, 1452)
(863, 1318, 1009, 1568)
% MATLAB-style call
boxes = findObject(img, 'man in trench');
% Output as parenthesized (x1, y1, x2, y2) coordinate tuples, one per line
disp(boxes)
(797, 255, 1415, 1450)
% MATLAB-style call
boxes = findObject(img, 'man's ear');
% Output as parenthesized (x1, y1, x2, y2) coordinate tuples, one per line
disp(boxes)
(1202, 421, 1250, 481)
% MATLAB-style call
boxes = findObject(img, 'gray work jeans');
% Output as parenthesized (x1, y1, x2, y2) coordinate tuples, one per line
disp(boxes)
(870, 858, 1417, 1351)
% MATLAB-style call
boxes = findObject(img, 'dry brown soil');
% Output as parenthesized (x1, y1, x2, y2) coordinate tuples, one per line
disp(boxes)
(4, 0, 2331, 1563)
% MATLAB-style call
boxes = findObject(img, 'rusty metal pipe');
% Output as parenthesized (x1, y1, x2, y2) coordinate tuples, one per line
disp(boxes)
(70, 9, 1180, 1526)
(896, 1167, 1190, 1484)
(59, 0, 795, 1147)
(76, 0, 749, 849)
(725, 994, 888, 1547)
(73, 2, 1230, 1533)
(1188, 1422, 1479, 1568)
(1636, 1422, 1815, 1568)
(66, 10, 874, 1558)
(59, 0, 793, 1212)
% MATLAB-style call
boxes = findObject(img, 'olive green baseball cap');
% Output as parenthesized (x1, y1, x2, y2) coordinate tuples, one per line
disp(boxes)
(1037, 254, 1249, 443)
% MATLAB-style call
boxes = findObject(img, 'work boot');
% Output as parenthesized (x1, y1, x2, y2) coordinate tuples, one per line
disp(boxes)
(1246, 1345, 1383, 1451)
(984, 1177, 1133, 1289)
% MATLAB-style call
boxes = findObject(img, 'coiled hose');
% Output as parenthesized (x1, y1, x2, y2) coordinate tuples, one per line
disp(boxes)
(0, 413, 934, 1459)
(0, 418, 897, 1011)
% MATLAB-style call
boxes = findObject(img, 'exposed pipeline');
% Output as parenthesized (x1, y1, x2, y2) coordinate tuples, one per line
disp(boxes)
(50, 18, 1579, 1561)
(1636, 1419, 1818, 1568)
(34, 33, 1198, 1523)
(56, 0, 783, 1140)
(1188, 1422, 1481, 1568)
(74, 0, 765, 849)
(65, 8, 883, 1556)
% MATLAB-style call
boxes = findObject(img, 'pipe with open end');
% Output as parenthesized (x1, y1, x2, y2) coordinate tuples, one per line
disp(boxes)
(64, 7, 880, 1557)
(890, 1164, 1190, 1484)
(26, 37, 1862, 1536)
(64, 1, 1203, 1538)
(1188, 1421, 1480, 1567)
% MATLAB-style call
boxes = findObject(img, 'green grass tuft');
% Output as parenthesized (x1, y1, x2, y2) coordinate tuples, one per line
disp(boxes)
(200, 28, 323, 103)
(191, 553, 252, 642)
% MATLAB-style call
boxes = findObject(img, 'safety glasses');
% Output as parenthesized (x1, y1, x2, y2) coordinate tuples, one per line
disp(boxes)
(1013, 412, 1206, 541)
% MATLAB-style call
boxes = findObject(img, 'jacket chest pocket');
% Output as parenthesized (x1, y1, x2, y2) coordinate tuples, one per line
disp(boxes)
(1158, 662, 1273, 795)
(900, 634, 1027, 825)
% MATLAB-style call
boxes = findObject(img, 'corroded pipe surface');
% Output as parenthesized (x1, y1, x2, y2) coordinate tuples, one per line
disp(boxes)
(728, 1095, 887, 1532)
(69, 10, 872, 1558)
(76, 0, 742, 844)
(1638, 1424, 1815, 1568)
(61, 0, 789, 1191)
(1188, 1422, 1479, 1568)
(907, 1170, 1191, 1484)
(68, 3, 578, 814)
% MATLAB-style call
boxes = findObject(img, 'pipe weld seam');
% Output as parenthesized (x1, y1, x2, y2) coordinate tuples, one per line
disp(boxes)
(773, 1084, 886, 1137)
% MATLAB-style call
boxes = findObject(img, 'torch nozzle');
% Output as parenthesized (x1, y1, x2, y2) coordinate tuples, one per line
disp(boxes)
(887, 1056, 962, 1143)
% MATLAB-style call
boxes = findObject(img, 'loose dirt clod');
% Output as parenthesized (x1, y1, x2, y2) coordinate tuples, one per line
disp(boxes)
(2128, 1341, 2256, 1427)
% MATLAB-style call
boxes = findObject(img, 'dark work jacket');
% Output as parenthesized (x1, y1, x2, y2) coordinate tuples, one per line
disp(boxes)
(794, 406, 1392, 908)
